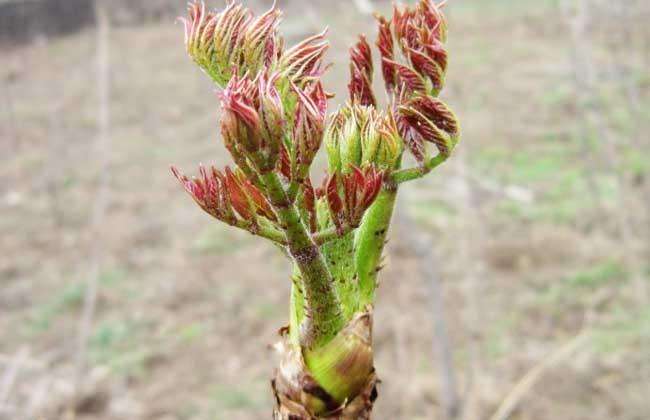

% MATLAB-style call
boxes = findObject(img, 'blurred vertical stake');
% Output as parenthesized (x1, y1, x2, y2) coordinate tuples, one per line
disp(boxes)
(450, 149, 481, 420)
(46, 100, 66, 227)
(606, 0, 649, 305)
(1, 76, 18, 155)
(71, 0, 111, 416)
(400, 210, 461, 420)
(560, 0, 607, 221)
(562, 0, 648, 303)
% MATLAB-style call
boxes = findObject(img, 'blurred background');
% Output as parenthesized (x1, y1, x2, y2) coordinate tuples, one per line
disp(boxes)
(1, 0, 649, 419)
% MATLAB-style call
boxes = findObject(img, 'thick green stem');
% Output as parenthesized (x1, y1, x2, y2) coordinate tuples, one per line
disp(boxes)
(288, 269, 304, 347)
(354, 182, 399, 306)
(261, 172, 343, 348)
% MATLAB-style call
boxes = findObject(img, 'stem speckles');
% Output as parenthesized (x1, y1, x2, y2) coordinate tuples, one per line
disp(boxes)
(172, 0, 460, 416)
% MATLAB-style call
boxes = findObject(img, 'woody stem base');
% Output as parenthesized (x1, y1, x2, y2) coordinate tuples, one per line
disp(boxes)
(272, 372, 378, 420)
(272, 311, 378, 419)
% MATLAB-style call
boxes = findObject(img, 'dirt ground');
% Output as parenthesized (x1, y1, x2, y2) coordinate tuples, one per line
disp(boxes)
(1, 1, 649, 419)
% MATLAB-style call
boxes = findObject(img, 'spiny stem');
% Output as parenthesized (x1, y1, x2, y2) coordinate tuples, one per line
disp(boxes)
(289, 267, 304, 347)
(354, 183, 398, 307)
(261, 172, 344, 348)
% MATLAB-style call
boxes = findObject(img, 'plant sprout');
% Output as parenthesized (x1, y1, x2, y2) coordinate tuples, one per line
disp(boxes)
(171, 0, 459, 417)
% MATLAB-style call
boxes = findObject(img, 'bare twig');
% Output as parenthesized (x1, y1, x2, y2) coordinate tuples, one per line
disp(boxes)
(489, 332, 590, 420)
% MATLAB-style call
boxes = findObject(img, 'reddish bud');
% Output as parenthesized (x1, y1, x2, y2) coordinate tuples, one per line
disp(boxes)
(407, 47, 444, 91)
(220, 72, 286, 173)
(224, 167, 253, 221)
(345, 166, 383, 226)
(225, 167, 276, 222)
(171, 165, 236, 224)
(398, 95, 459, 157)
(375, 14, 397, 93)
(222, 75, 260, 127)
(350, 35, 373, 78)
(280, 29, 330, 83)
(326, 173, 345, 233)
(386, 0, 449, 92)
(292, 81, 328, 172)
(213, 2, 251, 58)
(180, 1, 252, 85)
(392, 5, 416, 52)
(171, 162, 279, 227)
(242, 3, 282, 70)
(258, 70, 285, 171)
(408, 96, 459, 138)
(220, 75, 261, 155)
(419, 0, 448, 42)
(394, 110, 426, 162)
(348, 35, 376, 107)
(424, 35, 447, 73)
(302, 178, 318, 233)
(326, 166, 384, 230)
(394, 1, 447, 48)
(278, 143, 292, 181)
(180, 1, 215, 53)
(381, 59, 426, 94)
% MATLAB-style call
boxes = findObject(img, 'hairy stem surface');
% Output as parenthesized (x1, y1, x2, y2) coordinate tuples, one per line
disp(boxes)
(262, 172, 343, 348)
(354, 183, 398, 307)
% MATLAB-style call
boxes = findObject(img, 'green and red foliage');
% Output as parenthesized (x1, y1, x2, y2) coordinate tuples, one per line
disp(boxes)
(171, 1, 460, 417)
